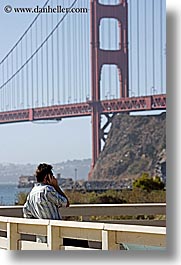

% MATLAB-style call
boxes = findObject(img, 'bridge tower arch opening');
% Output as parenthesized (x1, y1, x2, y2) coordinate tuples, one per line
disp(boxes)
(100, 64, 120, 100)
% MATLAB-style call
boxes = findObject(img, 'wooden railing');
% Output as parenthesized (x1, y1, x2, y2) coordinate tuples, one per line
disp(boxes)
(0, 204, 166, 250)
(0, 203, 166, 226)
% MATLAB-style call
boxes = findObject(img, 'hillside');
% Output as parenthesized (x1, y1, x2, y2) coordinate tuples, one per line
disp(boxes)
(91, 112, 166, 181)
(0, 159, 91, 183)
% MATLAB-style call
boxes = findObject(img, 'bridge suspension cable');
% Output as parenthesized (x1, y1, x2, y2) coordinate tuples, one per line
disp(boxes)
(0, 0, 78, 91)
(0, 0, 50, 66)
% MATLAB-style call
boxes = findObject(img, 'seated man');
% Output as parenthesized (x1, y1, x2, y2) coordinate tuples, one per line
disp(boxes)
(23, 163, 69, 243)
(23, 163, 69, 220)
(23, 163, 89, 248)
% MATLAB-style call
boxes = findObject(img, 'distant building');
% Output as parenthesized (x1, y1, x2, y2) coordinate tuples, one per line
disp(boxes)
(18, 175, 36, 188)
(17, 174, 74, 190)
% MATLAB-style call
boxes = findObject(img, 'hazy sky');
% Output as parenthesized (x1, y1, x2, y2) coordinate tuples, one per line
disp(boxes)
(0, 0, 166, 164)
(0, 0, 92, 164)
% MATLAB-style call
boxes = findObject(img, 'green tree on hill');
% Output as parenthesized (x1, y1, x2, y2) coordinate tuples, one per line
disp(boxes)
(133, 173, 165, 192)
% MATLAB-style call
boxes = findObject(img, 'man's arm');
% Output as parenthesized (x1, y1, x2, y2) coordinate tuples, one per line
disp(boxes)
(23, 197, 34, 218)
(47, 175, 70, 207)
(53, 184, 70, 207)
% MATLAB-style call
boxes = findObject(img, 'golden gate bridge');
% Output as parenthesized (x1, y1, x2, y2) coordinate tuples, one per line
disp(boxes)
(0, 0, 166, 178)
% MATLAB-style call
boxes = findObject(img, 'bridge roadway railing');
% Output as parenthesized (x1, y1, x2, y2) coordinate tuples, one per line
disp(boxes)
(0, 203, 166, 250)
(0, 95, 166, 124)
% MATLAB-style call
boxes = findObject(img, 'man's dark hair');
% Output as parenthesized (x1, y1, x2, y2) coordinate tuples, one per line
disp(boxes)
(35, 163, 53, 182)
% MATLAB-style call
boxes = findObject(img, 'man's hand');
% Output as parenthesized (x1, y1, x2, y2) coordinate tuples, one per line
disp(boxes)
(66, 199, 70, 207)
(47, 175, 58, 188)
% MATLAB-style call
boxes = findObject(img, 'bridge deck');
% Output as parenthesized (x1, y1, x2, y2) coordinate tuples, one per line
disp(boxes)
(0, 95, 166, 124)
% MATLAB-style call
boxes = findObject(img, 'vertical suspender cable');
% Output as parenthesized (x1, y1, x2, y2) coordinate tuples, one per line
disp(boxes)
(108, 19, 111, 99)
(57, 0, 60, 104)
(77, 12, 80, 102)
(83, 4, 87, 100)
(70, 4, 73, 103)
(16, 44, 19, 109)
(0, 65, 2, 109)
(87, 3, 90, 100)
(31, 27, 34, 107)
(72, 12, 75, 102)
(46, 12, 49, 106)
(80, 0, 83, 102)
(160, 0, 163, 93)
(67, 4, 71, 103)
(81, 8, 84, 101)
(51, 6, 55, 105)
(13, 52, 15, 109)
(137, 0, 140, 96)
(82, 0, 86, 102)
(15, 47, 17, 108)
(144, 0, 147, 95)
(41, 14, 44, 106)
(86, 2, 89, 99)
(80, 6, 82, 101)
(36, 20, 39, 106)
(115, 14, 118, 98)
(67, 0, 69, 103)
(26, 34, 29, 107)
(63, 22, 65, 103)
(113, 19, 116, 99)
(0, 65, 1, 109)
(129, 0, 132, 97)
(152, 0, 155, 94)
(102, 20, 105, 99)
(11, 51, 13, 109)
(72, 7, 75, 103)
(21, 40, 24, 107)
(81, 5, 84, 101)
(6, 57, 9, 109)
(62, 0, 65, 103)
(2, 64, 4, 110)
(66, 3, 68, 103)
(74, 12, 77, 102)
(82, 0, 85, 101)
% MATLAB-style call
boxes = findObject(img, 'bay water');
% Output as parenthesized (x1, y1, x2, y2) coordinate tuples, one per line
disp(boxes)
(0, 183, 31, 205)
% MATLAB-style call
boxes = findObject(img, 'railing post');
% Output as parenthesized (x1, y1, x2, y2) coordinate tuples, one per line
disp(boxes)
(102, 230, 120, 250)
(7, 222, 20, 250)
(47, 224, 64, 250)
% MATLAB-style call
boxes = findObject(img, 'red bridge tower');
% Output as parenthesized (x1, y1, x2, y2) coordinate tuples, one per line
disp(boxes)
(90, 0, 129, 179)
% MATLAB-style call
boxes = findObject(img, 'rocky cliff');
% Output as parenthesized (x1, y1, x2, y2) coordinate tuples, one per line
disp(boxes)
(91, 112, 166, 181)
